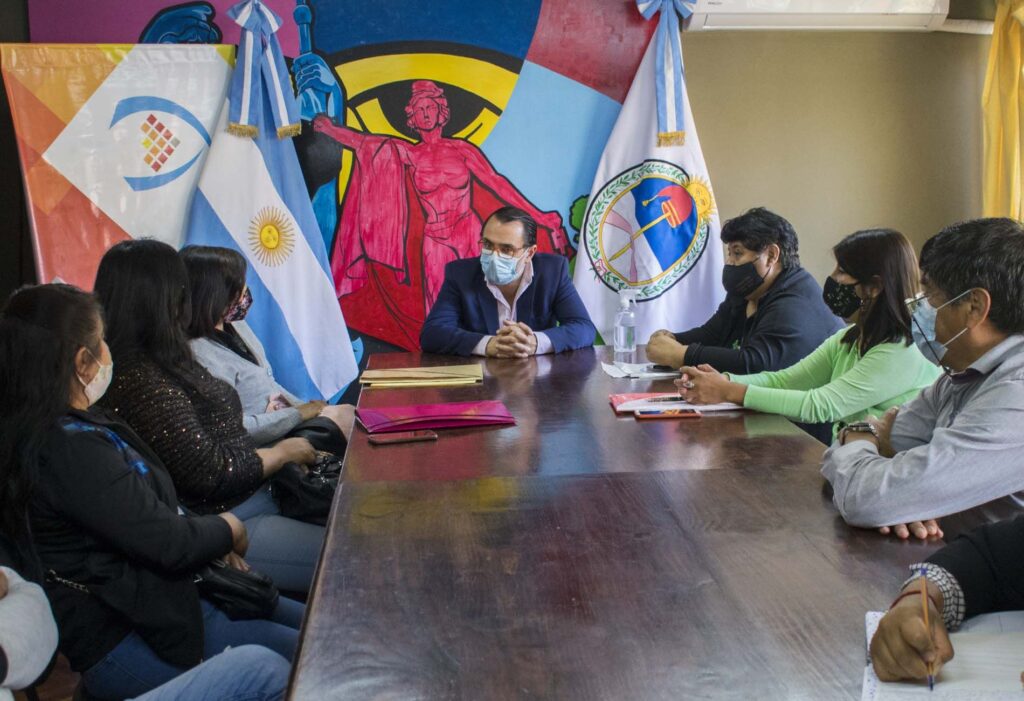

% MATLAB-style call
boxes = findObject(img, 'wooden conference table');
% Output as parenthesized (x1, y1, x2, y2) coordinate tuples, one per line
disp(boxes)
(289, 347, 938, 700)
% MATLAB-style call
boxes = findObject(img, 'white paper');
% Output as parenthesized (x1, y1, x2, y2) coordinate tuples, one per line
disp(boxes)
(601, 362, 680, 380)
(614, 397, 742, 414)
(863, 610, 1024, 700)
(601, 362, 630, 378)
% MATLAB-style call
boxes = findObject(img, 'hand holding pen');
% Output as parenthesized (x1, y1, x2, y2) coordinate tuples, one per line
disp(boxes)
(869, 572, 953, 685)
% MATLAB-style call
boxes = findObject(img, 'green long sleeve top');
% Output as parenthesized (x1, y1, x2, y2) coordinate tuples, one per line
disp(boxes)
(729, 327, 942, 436)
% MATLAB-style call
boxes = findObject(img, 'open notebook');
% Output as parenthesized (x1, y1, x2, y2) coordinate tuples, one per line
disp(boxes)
(359, 364, 483, 388)
(863, 610, 1024, 700)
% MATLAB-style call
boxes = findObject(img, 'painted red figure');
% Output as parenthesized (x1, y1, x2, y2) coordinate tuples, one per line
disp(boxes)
(313, 80, 570, 315)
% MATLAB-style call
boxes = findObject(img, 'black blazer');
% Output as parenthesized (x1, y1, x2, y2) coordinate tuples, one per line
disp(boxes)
(29, 409, 233, 672)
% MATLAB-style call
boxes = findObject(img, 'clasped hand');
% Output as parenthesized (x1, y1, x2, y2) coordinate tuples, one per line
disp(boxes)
(674, 364, 744, 405)
(487, 321, 537, 359)
(216, 513, 252, 572)
(646, 329, 687, 368)
(839, 409, 942, 540)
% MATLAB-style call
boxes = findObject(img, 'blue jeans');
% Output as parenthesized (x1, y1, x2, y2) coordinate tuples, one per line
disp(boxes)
(230, 484, 325, 593)
(82, 598, 304, 700)
(131, 645, 289, 701)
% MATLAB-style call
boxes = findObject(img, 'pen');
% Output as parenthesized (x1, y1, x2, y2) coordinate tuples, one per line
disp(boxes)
(645, 395, 686, 403)
(920, 568, 935, 691)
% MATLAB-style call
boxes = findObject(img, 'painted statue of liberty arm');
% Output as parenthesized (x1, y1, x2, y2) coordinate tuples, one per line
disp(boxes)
(291, 1, 348, 245)
(459, 143, 571, 256)
(293, 54, 344, 122)
(291, 0, 343, 120)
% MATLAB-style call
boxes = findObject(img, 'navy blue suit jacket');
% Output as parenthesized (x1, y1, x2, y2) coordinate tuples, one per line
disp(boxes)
(420, 253, 597, 356)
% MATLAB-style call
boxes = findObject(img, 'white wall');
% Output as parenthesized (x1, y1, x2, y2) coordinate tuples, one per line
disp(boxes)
(682, 31, 990, 280)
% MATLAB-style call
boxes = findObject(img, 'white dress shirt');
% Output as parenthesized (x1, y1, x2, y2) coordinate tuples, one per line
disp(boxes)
(471, 259, 553, 356)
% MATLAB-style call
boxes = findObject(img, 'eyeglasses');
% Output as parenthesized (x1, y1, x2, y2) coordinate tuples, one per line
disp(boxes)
(905, 288, 973, 314)
(479, 238, 526, 259)
(905, 292, 929, 314)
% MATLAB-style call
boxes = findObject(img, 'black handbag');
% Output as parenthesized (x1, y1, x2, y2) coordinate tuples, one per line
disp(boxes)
(270, 451, 343, 526)
(193, 559, 279, 621)
(288, 416, 348, 456)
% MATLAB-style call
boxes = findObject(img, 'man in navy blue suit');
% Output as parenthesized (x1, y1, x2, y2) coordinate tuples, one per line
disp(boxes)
(420, 207, 597, 357)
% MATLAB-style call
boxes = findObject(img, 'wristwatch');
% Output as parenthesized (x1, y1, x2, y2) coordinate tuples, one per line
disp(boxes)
(839, 421, 878, 444)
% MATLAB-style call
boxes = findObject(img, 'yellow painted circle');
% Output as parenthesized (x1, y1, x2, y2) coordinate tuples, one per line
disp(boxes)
(260, 225, 281, 250)
(688, 182, 714, 220)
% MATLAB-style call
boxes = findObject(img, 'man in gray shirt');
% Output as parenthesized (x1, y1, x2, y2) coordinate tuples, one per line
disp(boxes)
(822, 218, 1024, 540)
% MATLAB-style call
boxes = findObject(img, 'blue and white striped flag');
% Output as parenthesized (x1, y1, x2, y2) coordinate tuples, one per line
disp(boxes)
(225, 0, 300, 139)
(185, 0, 357, 399)
(637, 0, 694, 146)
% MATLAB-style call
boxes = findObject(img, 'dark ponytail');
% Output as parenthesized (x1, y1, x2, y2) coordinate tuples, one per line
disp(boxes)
(0, 284, 103, 539)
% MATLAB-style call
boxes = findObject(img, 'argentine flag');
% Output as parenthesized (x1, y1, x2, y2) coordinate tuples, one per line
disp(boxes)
(185, 0, 356, 399)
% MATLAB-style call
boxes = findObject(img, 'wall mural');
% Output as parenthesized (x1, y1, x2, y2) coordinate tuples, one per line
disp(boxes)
(28, 0, 654, 357)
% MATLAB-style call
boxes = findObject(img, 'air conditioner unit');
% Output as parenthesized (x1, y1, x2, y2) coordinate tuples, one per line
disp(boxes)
(686, 1, 950, 32)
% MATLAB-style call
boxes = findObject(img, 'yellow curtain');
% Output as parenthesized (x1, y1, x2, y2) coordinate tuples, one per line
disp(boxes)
(983, 1, 1024, 218)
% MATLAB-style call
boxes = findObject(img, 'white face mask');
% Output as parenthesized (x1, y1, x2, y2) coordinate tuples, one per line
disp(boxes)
(78, 347, 113, 406)
(481, 249, 526, 286)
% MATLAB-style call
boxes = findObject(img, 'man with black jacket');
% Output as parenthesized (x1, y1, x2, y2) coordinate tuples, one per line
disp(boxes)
(646, 207, 842, 374)
(869, 517, 1024, 681)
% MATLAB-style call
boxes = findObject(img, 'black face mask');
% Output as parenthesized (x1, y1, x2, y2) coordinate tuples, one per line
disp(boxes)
(822, 277, 862, 318)
(721, 261, 765, 298)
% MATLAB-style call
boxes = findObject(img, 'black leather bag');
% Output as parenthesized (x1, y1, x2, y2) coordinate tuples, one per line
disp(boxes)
(193, 559, 279, 620)
(288, 416, 348, 456)
(270, 451, 343, 526)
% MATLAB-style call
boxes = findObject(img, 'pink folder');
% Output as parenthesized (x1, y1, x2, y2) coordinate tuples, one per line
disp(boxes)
(356, 400, 516, 434)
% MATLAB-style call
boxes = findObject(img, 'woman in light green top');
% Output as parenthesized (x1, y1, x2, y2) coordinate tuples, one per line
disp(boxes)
(676, 228, 941, 439)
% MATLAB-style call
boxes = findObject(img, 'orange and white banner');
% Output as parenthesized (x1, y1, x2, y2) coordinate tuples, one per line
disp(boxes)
(1, 44, 231, 287)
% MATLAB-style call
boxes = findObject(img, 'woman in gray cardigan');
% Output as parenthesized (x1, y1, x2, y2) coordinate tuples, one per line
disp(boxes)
(181, 246, 353, 449)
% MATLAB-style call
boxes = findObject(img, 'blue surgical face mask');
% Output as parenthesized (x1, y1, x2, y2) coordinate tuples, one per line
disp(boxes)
(909, 289, 972, 367)
(481, 250, 525, 286)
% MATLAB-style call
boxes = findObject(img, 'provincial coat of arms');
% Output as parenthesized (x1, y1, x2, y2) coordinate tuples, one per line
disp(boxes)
(583, 159, 715, 301)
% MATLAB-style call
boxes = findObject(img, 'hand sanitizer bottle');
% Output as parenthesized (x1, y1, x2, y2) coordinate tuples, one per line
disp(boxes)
(613, 289, 637, 364)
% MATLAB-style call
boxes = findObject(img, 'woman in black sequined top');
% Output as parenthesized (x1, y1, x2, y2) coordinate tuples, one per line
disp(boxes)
(0, 283, 300, 699)
(94, 240, 326, 593)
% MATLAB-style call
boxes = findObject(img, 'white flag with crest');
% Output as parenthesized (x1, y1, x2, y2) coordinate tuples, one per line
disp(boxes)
(573, 5, 724, 343)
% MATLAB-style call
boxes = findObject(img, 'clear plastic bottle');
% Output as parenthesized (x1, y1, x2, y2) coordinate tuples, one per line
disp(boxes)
(613, 290, 637, 356)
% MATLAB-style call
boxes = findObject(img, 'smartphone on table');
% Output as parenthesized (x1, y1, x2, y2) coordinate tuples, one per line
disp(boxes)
(368, 430, 439, 445)
(634, 408, 701, 420)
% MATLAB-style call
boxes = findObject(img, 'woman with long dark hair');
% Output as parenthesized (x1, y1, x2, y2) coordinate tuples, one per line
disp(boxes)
(180, 245, 353, 451)
(93, 239, 325, 593)
(675, 228, 941, 439)
(0, 283, 298, 700)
